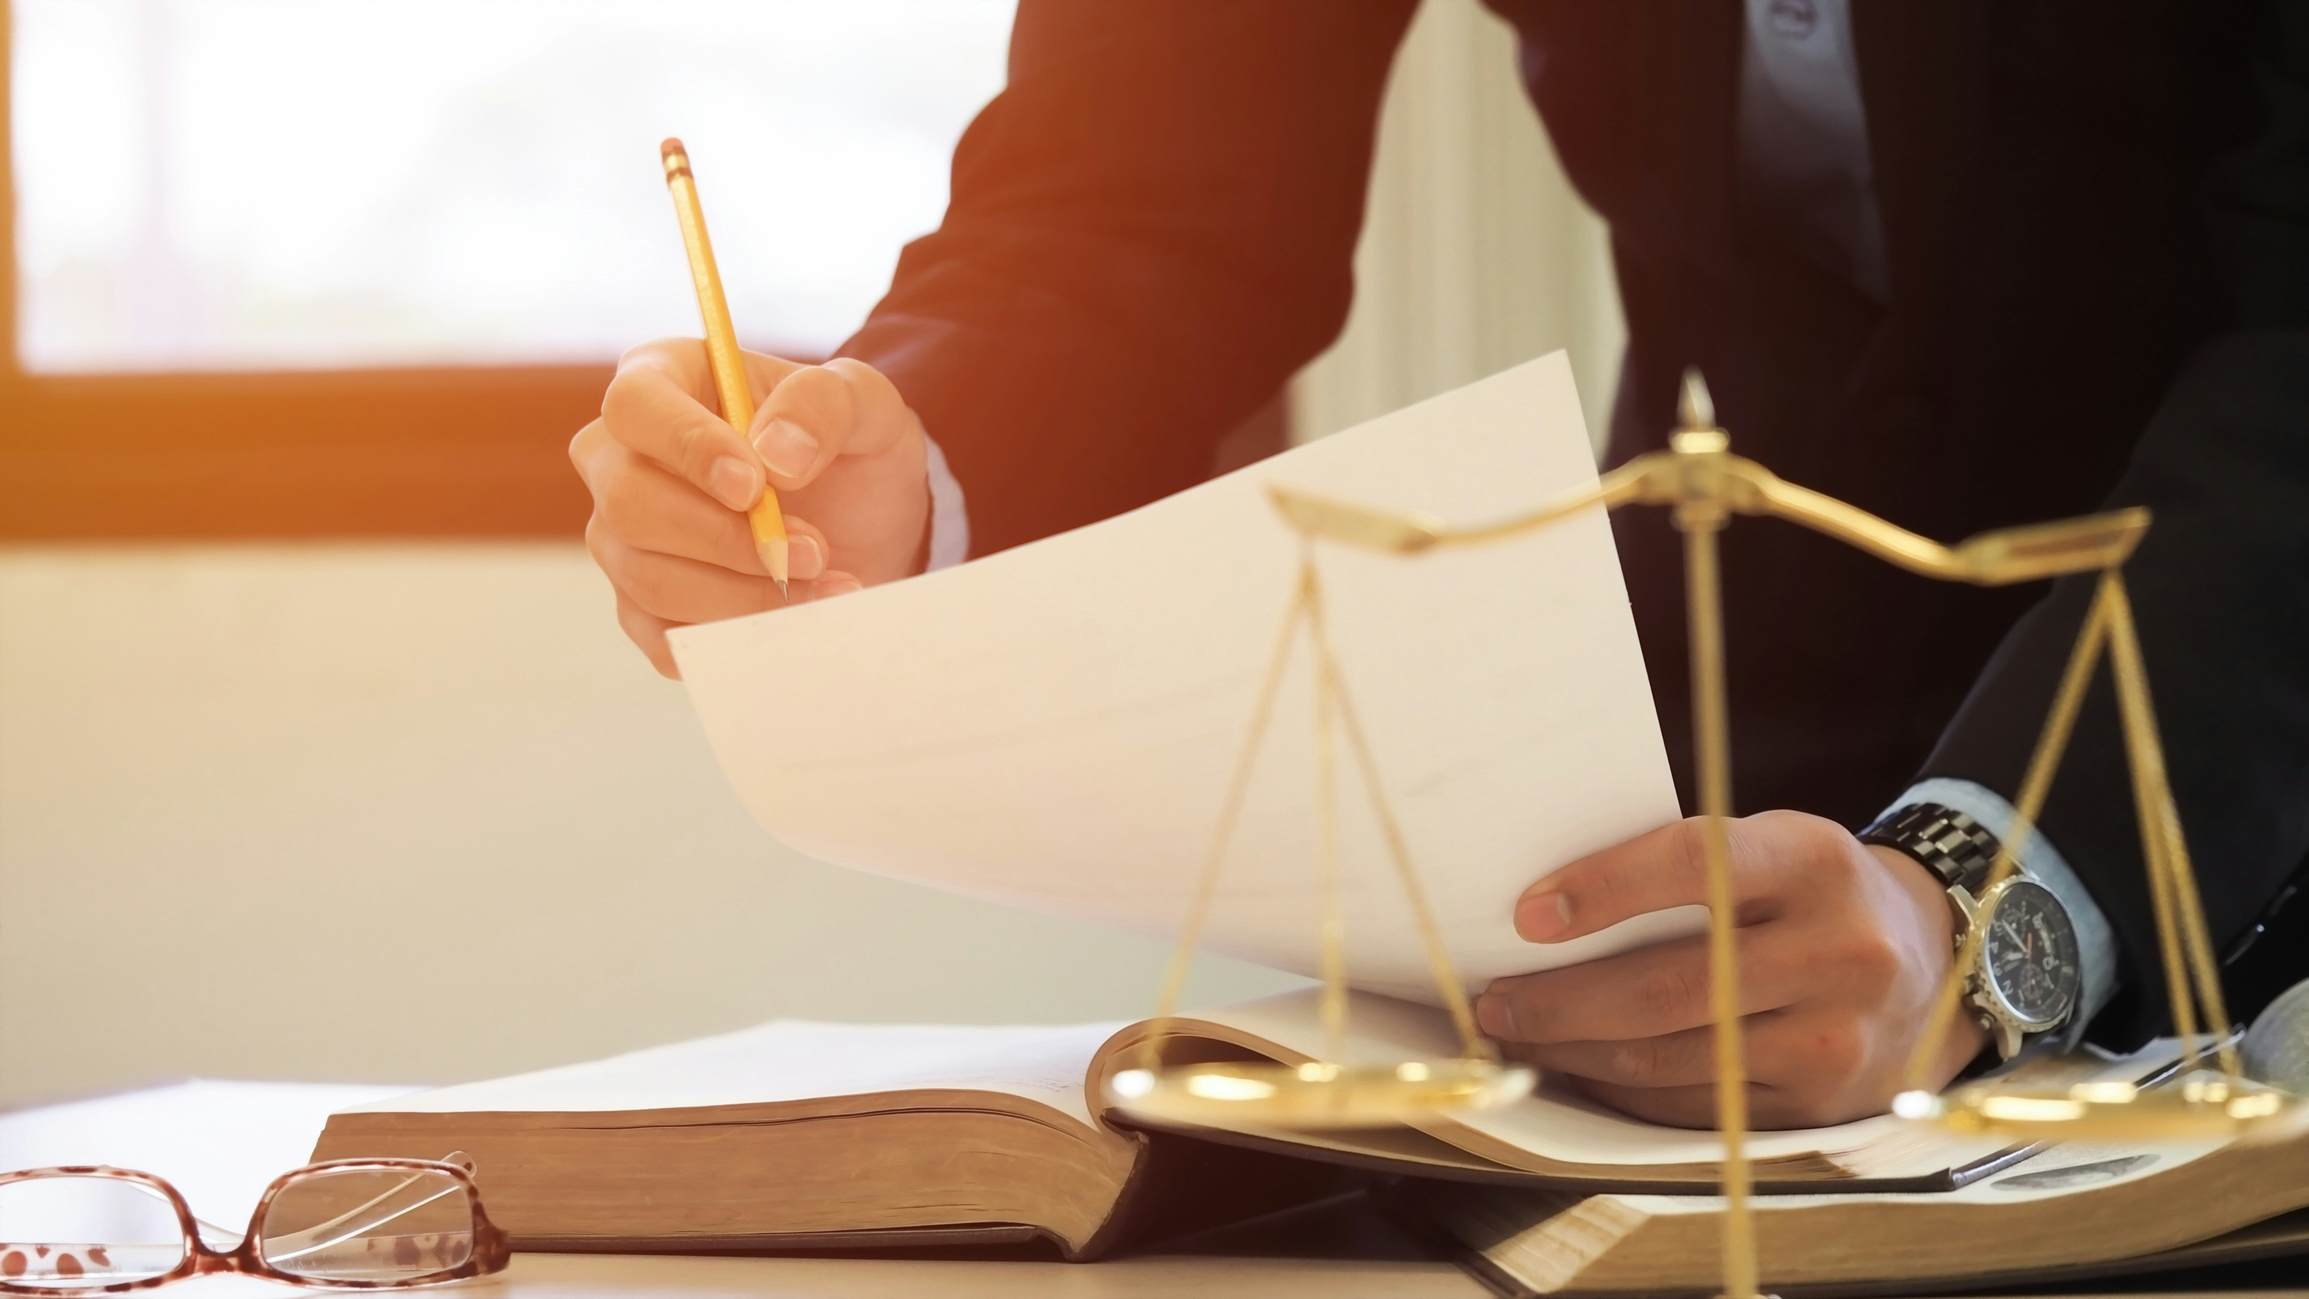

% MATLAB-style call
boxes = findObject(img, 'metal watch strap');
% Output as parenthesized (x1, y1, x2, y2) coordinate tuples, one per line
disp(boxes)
(1859, 802, 2001, 893)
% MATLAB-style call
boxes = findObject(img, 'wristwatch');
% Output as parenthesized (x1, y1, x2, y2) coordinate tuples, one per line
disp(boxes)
(1860, 803, 2082, 1059)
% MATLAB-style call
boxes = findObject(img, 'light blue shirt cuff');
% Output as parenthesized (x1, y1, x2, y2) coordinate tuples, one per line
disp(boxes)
(1885, 777, 2120, 1050)
(923, 434, 970, 571)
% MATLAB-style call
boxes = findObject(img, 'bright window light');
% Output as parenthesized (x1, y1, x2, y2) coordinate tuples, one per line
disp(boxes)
(9, 0, 1013, 372)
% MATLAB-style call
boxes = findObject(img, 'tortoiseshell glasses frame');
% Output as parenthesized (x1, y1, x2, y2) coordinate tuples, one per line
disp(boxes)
(0, 1155, 510, 1293)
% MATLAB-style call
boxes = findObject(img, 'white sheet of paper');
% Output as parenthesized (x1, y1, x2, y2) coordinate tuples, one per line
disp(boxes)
(672, 353, 1693, 999)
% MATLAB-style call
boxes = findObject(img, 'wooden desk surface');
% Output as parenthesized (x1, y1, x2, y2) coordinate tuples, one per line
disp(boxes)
(3, 1082, 2297, 1297)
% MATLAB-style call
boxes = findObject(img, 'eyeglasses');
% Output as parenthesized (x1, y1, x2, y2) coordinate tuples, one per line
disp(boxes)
(0, 1153, 509, 1293)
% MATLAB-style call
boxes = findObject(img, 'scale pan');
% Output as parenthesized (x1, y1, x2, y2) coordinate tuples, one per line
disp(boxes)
(1103, 1058, 1534, 1131)
(1894, 1076, 2307, 1143)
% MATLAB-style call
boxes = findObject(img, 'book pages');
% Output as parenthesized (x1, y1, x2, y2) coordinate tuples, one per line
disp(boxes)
(1621, 1135, 2231, 1214)
(340, 1021, 1122, 1126)
(672, 354, 1690, 1000)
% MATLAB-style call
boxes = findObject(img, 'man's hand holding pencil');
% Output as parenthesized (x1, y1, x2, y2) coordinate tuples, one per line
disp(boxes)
(572, 140, 933, 678)
(570, 341, 930, 677)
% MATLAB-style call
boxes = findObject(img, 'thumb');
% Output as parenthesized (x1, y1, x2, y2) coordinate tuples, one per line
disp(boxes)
(749, 358, 921, 491)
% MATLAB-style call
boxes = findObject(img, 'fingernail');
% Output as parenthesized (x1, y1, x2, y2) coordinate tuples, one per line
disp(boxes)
(1515, 890, 1573, 942)
(707, 456, 762, 510)
(814, 574, 862, 599)
(1475, 995, 1514, 1039)
(789, 535, 825, 579)
(755, 419, 819, 480)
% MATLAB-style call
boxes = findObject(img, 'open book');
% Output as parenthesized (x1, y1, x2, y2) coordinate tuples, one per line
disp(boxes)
(311, 989, 2088, 1260)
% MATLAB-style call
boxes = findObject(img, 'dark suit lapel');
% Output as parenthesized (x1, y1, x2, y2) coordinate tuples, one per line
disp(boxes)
(1656, 1, 1746, 255)
(1850, 0, 1988, 354)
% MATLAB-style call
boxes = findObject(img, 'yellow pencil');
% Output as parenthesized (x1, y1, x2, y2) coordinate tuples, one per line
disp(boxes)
(660, 137, 790, 596)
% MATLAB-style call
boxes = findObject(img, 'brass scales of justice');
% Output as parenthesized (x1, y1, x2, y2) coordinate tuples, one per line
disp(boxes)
(1100, 370, 2304, 1299)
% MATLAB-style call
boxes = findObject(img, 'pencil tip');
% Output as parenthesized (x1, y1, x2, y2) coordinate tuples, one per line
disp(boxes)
(775, 577, 790, 602)
(759, 537, 792, 597)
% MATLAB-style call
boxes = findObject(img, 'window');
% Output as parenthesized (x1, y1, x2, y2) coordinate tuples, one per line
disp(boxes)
(2, 1, 1012, 534)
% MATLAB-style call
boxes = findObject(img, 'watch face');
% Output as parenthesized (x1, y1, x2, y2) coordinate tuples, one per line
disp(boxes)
(1981, 879, 2081, 1027)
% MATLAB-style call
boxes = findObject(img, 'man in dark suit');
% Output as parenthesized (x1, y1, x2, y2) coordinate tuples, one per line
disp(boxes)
(570, 1, 2308, 1125)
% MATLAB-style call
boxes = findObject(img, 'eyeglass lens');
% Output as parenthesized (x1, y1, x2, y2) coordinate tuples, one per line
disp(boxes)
(258, 1167, 475, 1284)
(0, 1175, 185, 1290)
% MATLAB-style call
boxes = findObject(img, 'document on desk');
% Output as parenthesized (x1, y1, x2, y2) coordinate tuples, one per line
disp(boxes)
(671, 353, 1691, 999)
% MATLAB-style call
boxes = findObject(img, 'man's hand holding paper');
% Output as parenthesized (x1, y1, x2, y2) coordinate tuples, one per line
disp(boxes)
(1483, 812, 1983, 1128)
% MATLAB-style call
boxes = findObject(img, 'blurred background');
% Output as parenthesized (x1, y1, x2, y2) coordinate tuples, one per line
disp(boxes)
(0, 0, 1620, 1107)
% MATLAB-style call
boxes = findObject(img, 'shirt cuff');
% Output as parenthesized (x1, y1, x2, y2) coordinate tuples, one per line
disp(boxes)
(1883, 777, 2121, 1050)
(923, 434, 970, 571)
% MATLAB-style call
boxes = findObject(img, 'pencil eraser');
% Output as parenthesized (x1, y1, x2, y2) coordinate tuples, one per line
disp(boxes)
(660, 137, 687, 160)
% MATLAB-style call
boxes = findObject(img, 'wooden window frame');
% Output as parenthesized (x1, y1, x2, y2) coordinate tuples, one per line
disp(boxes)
(1, 7, 598, 541)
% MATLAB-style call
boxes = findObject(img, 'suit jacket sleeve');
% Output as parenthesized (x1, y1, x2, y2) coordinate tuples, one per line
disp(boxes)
(1923, 0, 2309, 1045)
(836, 1, 1417, 556)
